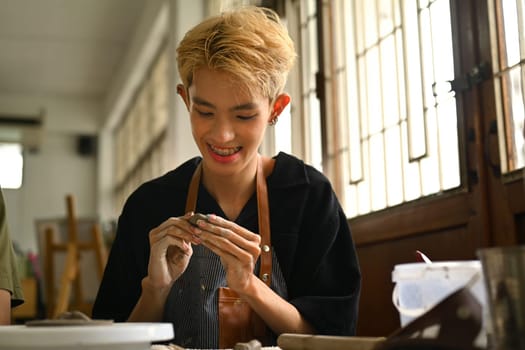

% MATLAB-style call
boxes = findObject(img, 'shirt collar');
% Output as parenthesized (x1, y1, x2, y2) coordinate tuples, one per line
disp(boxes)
(269, 152, 310, 188)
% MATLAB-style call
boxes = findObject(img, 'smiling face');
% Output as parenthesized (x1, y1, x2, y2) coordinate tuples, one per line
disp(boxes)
(178, 67, 290, 178)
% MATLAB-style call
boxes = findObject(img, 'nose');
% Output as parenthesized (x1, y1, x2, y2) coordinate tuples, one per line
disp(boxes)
(211, 117, 235, 143)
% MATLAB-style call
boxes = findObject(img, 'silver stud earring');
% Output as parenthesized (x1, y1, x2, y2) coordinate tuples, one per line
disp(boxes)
(269, 117, 278, 126)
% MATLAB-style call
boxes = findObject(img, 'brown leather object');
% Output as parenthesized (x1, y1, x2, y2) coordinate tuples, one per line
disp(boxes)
(218, 287, 264, 349)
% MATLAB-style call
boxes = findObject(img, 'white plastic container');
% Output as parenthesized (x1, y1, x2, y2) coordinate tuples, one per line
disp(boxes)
(391, 260, 486, 327)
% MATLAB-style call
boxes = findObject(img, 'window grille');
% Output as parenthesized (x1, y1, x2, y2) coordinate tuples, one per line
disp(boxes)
(332, 0, 462, 217)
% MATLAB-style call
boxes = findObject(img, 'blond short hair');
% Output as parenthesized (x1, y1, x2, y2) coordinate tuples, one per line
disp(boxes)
(176, 6, 296, 99)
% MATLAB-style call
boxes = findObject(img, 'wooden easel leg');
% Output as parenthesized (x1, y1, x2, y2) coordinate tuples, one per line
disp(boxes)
(65, 195, 84, 312)
(52, 243, 78, 319)
(92, 223, 107, 279)
(44, 227, 55, 319)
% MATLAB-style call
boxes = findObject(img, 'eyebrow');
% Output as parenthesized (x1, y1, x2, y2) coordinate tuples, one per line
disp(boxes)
(192, 96, 258, 111)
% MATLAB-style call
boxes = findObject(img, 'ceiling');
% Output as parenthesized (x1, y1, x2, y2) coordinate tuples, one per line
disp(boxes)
(0, 0, 146, 100)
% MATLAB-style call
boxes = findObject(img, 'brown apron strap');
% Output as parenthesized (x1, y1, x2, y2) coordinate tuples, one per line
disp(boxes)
(185, 162, 202, 214)
(185, 155, 273, 284)
(257, 156, 273, 287)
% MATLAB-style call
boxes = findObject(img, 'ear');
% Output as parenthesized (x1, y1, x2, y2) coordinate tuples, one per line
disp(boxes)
(177, 84, 190, 110)
(270, 93, 291, 119)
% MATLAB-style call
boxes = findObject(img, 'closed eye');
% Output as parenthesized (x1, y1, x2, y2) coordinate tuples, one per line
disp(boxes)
(237, 114, 257, 121)
(197, 110, 213, 117)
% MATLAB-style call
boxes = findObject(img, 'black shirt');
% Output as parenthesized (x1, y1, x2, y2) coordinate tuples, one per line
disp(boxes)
(92, 152, 361, 345)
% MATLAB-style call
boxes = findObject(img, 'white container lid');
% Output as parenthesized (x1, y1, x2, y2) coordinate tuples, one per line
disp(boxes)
(392, 260, 481, 282)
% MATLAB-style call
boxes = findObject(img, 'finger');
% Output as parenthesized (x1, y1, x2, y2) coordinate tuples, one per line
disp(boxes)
(197, 216, 261, 251)
(148, 235, 193, 284)
(165, 238, 192, 257)
(200, 224, 262, 259)
(206, 214, 261, 243)
(152, 212, 194, 234)
(150, 217, 200, 245)
(196, 225, 261, 259)
(164, 224, 201, 244)
(150, 233, 191, 253)
(202, 237, 258, 264)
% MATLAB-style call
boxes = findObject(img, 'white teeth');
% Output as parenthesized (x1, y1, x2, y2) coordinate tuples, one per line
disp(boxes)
(210, 145, 240, 156)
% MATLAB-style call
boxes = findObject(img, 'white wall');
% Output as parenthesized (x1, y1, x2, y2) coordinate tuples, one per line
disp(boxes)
(1, 93, 100, 252)
(97, 0, 204, 221)
(98, 0, 169, 223)
(166, 0, 204, 167)
(2, 0, 209, 253)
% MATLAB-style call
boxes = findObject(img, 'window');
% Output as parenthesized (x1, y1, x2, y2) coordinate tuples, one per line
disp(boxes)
(273, 104, 293, 154)
(114, 45, 170, 211)
(287, 0, 462, 217)
(346, 0, 462, 216)
(295, 0, 323, 171)
(0, 143, 23, 189)
(489, 0, 525, 174)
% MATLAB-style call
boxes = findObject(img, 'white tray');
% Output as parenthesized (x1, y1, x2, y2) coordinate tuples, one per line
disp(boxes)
(0, 322, 174, 350)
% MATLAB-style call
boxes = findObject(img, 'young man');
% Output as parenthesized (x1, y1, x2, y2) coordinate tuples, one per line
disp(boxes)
(93, 6, 361, 348)
(0, 186, 24, 324)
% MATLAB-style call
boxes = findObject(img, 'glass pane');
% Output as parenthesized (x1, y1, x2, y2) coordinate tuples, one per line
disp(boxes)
(378, 0, 395, 37)
(438, 97, 461, 189)
(430, 0, 455, 82)
(385, 125, 404, 206)
(0, 143, 23, 189)
(420, 107, 441, 196)
(381, 35, 400, 128)
(492, 0, 525, 173)
(346, 184, 358, 218)
(151, 49, 168, 138)
(364, 0, 378, 48)
(349, 114, 363, 183)
(402, 0, 427, 160)
(419, 7, 435, 110)
(274, 104, 292, 154)
(358, 58, 369, 139)
(401, 120, 422, 201)
(357, 139, 371, 214)
(502, 0, 521, 66)
(369, 133, 387, 210)
(309, 96, 323, 171)
(396, 30, 408, 123)
(308, 17, 318, 85)
(354, 0, 366, 52)
(366, 47, 382, 134)
(419, 0, 430, 8)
